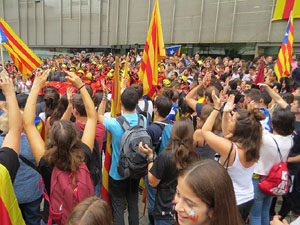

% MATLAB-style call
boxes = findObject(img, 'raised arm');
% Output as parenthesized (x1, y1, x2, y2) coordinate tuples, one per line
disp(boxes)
(97, 79, 108, 123)
(185, 83, 203, 111)
(201, 90, 232, 158)
(65, 72, 97, 152)
(60, 87, 74, 121)
(258, 83, 289, 109)
(23, 70, 50, 163)
(0, 77, 22, 154)
(222, 94, 235, 139)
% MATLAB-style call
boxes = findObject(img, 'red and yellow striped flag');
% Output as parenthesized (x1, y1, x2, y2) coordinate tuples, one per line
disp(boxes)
(100, 57, 121, 205)
(0, 164, 25, 225)
(139, 0, 166, 98)
(274, 12, 294, 80)
(0, 18, 43, 78)
(121, 53, 130, 89)
(273, 0, 300, 20)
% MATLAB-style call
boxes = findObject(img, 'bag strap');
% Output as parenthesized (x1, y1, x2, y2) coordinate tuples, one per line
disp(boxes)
(272, 137, 283, 162)
(144, 100, 149, 112)
(138, 114, 145, 127)
(223, 142, 234, 170)
(136, 104, 143, 114)
(116, 115, 131, 131)
(19, 155, 40, 173)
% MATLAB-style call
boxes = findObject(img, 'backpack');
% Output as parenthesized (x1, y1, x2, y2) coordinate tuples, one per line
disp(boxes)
(153, 121, 174, 154)
(45, 163, 94, 225)
(79, 131, 101, 186)
(159, 124, 174, 154)
(136, 100, 152, 124)
(117, 114, 153, 179)
(258, 138, 289, 197)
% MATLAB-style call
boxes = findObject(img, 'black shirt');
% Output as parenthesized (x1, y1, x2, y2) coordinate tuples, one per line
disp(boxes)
(150, 149, 178, 219)
(0, 147, 20, 182)
(288, 121, 300, 175)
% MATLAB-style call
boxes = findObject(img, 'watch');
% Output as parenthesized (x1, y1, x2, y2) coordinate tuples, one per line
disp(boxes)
(147, 153, 157, 164)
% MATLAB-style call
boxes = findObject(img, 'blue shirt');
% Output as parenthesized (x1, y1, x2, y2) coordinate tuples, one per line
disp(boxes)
(103, 113, 146, 180)
(0, 133, 42, 204)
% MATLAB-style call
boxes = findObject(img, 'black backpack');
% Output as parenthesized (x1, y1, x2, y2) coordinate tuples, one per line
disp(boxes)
(79, 131, 102, 186)
(116, 115, 153, 179)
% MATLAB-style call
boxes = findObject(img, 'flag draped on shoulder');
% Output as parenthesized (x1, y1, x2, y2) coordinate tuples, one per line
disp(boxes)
(274, 12, 294, 81)
(139, 0, 166, 98)
(0, 18, 43, 78)
(101, 57, 121, 205)
(0, 164, 25, 225)
(166, 45, 181, 57)
(273, 0, 300, 20)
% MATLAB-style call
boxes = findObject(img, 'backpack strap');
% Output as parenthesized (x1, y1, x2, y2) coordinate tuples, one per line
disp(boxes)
(223, 142, 234, 170)
(19, 155, 40, 173)
(144, 100, 149, 112)
(135, 103, 144, 114)
(272, 137, 283, 162)
(116, 115, 131, 131)
(138, 114, 145, 127)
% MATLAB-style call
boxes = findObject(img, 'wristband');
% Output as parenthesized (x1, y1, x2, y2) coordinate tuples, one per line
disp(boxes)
(213, 107, 220, 112)
(78, 84, 85, 90)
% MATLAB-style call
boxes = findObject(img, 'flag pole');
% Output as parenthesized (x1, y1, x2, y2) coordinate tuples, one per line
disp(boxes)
(0, 44, 4, 69)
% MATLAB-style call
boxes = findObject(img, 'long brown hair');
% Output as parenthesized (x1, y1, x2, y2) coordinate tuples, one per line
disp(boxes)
(165, 117, 198, 170)
(230, 108, 265, 162)
(66, 196, 113, 225)
(178, 159, 243, 225)
(197, 104, 221, 134)
(44, 120, 85, 174)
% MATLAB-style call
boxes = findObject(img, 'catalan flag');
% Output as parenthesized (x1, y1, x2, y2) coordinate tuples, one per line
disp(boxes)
(139, 0, 166, 98)
(273, 0, 300, 20)
(0, 18, 43, 78)
(0, 164, 25, 225)
(121, 53, 130, 89)
(101, 57, 121, 205)
(274, 12, 294, 81)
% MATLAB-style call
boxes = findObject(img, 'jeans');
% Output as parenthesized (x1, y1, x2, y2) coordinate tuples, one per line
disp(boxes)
(249, 178, 273, 225)
(19, 196, 42, 225)
(94, 182, 101, 197)
(154, 219, 174, 225)
(145, 175, 157, 225)
(109, 176, 140, 225)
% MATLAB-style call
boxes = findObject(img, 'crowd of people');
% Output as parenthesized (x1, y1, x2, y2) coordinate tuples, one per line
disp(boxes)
(0, 49, 300, 225)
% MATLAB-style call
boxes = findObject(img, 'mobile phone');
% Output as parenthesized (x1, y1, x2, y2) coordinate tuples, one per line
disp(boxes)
(48, 71, 67, 82)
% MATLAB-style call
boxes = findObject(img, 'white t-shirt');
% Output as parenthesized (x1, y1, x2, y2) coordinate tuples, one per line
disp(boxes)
(254, 130, 293, 176)
(20, 80, 32, 94)
(136, 100, 153, 119)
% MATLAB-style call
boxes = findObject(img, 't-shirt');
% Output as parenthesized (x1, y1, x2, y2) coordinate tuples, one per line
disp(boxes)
(147, 119, 172, 154)
(196, 103, 205, 118)
(254, 130, 293, 176)
(76, 121, 106, 153)
(150, 149, 178, 219)
(103, 113, 146, 180)
(0, 147, 19, 182)
(288, 121, 300, 175)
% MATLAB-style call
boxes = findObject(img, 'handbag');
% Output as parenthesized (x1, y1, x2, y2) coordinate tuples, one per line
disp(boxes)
(258, 137, 289, 197)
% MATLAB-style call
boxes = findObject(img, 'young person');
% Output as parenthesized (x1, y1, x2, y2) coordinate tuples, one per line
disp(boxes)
(174, 159, 243, 225)
(66, 196, 113, 225)
(98, 87, 146, 225)
(139, 118, 198, 225)
(23, 70, 97, 225)
(202, 91, 265, 220)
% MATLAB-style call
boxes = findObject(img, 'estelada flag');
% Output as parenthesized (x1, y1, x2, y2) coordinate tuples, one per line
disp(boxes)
(0, 18, 43, 78)
(100, 56, 121, 205)
(274, 12, 294, 80)
(139, 0, 166, 98)
(273, 0, 300, 20)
